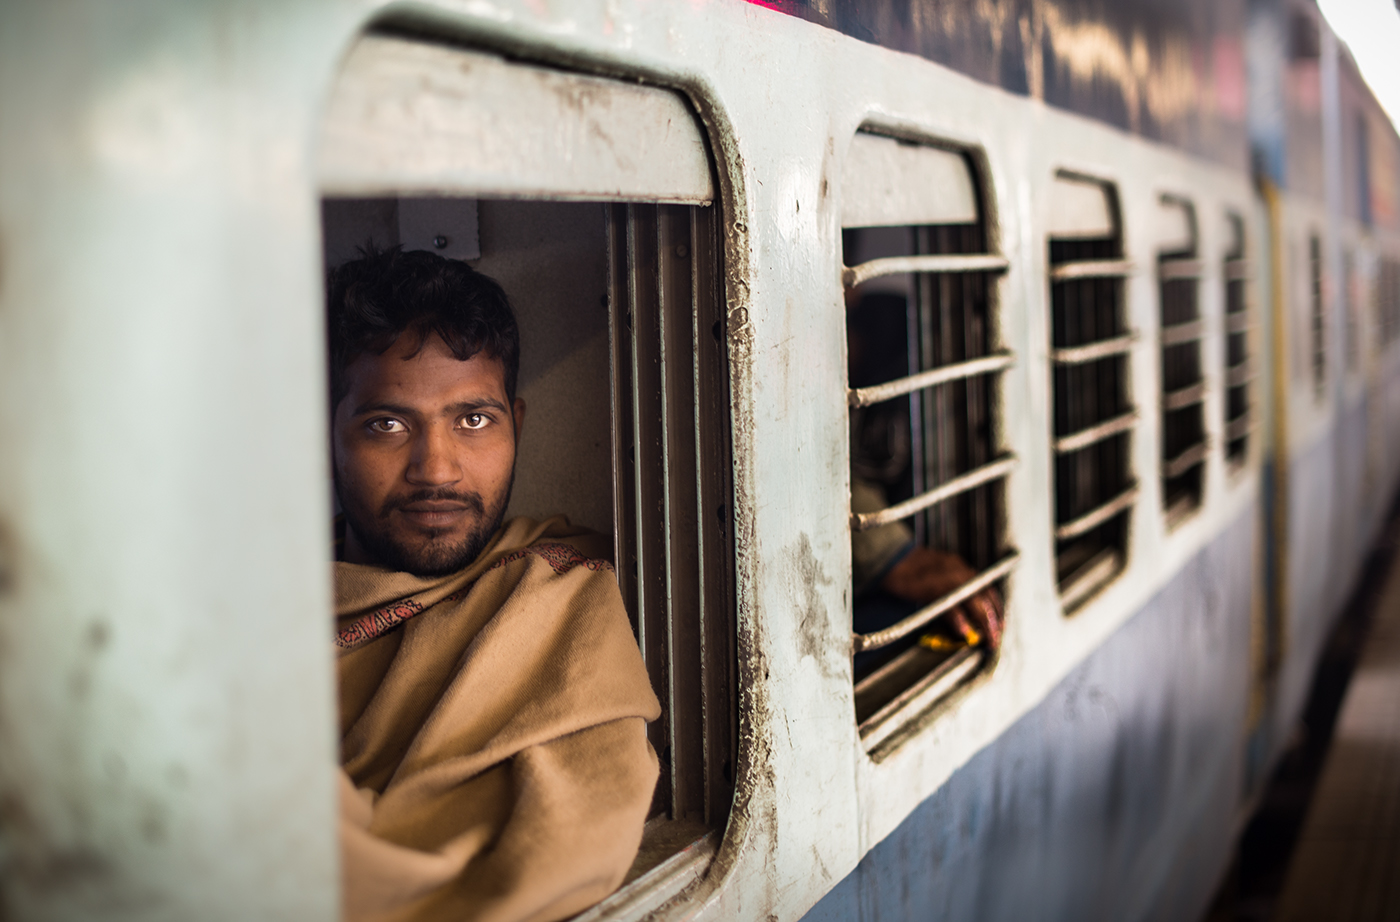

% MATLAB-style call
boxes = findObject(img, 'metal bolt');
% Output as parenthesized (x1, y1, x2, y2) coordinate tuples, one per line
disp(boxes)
(675, 244, 689, 258)
(433, 235, 449, 249)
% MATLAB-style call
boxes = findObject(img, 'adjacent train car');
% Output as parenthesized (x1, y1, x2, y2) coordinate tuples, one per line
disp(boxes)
(2, 0, 1399, 920)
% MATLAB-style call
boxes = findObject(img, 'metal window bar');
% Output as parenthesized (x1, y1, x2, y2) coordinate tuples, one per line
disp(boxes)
(606, 202, 734, 830)
(842, 253, 1010, 288)
(848, 353, 1014, 408)
(1163, 381, 1207, 411)
(1164, 441, 1210, 479)
(1050, 333, 1137, 365)
(1226, 413, 1254, 443)
(1159, 258, 1204, 280)
(1049, 259, 1134, 281)
(1049, 231, 1134, 603)
(1160, 227, 1205, 514)
(850, 454, 1017, 531)
(1053, 411, 1137, 454)
(1054, 485, 1139, 541)
(1224, 216, 1250, 462)
(852, 553, 1020, 652)
(1162, 319, 1205, 346)
(844, 213, 1013, 735)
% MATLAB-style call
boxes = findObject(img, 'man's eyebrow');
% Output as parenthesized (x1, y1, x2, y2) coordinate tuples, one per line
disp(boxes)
(348, 398, 510, 418)
(444, 399, 509, 416)
(349, 401, 416, 418)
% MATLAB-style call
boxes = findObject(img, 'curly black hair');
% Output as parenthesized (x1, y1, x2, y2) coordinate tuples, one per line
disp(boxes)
(325, 246, 519, 409)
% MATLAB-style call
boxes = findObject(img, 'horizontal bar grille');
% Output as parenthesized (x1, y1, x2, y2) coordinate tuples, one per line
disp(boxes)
(1224, 218, 1250, 463)
(1049, 233, 1134, 602)
(607, 202, 733, 829)
(1160, 235, 1205, 514)
(845, 211, 1013, 723)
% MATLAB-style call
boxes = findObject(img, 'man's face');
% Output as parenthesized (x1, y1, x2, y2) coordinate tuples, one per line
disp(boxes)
(332, 332, 525, 576)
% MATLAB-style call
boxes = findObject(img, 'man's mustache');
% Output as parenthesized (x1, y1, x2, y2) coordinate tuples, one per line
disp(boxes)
(380, 488, 487, 517)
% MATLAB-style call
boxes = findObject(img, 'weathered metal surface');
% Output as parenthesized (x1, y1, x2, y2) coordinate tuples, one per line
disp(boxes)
(840, 133, 977, 227)
(319, 35, 714, 203)
(3, 0, 1400, 920)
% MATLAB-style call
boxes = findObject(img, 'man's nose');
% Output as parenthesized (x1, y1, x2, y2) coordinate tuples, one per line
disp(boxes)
(405, 425, 462, 486)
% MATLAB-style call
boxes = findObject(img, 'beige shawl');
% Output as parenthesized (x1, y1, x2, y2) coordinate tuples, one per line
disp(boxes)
(336, 516, 661, 922)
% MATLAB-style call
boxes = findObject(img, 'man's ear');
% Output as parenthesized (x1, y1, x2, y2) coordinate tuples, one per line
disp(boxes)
(512, 397, 527, 443)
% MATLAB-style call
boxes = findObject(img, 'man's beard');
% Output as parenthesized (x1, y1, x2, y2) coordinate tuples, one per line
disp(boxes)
(339, 482, 513, 577)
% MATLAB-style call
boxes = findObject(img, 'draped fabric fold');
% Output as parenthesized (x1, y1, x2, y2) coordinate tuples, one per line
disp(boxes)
(336, 516, 661, 922)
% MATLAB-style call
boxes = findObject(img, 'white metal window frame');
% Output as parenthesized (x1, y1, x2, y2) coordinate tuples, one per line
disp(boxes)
(841, 130, 1018, 751)
(1046, 172, 1139, 610)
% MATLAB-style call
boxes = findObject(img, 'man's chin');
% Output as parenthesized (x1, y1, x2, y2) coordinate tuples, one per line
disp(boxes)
(386, 537, 482, 577)
(349, 518, 505, 576)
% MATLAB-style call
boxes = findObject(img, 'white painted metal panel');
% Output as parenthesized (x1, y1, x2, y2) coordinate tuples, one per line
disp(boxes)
(1157, 197, 1196, 253)
(1048, 175, 1116, 238)
(318, 35, 714, 203)
(841, 132, 977, 226)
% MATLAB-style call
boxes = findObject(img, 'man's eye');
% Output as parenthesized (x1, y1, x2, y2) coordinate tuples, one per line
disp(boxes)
(368, 419, 405, 433)
(461, 413, 489, 430)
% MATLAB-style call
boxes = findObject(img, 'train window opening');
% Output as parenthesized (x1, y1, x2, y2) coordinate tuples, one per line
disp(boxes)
(1156, 196, 1206, 525)
(318, 33, 735, 911)
(1344, 248, 1358, 372)
(1224, 215, 1252, 464)
(1046, 174, 1136, 610)
(1380, 256, 1400, 348)
(840, 131, 1016, 753)
(1309, 233, 1325, 397)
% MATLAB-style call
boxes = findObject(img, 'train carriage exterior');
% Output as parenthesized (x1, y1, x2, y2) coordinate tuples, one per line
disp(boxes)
(2, 0, 1399, 920)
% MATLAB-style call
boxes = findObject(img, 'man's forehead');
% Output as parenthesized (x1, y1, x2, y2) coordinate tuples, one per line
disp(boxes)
(343, 334, 507, 410)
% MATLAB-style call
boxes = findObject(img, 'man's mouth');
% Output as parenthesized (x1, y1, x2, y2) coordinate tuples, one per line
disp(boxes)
(397, 501, 474, 528)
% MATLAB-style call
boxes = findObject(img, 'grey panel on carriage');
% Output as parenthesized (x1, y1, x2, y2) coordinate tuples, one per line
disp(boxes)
(318, 35, 713, 203)
(841, 133, 977, 227)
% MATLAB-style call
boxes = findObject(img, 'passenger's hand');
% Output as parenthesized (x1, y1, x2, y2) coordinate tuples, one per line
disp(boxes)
(880, 547, 1004, 652)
